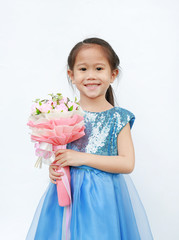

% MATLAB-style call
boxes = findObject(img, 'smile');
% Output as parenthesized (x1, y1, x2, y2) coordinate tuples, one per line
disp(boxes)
(85, 84, 101, 90)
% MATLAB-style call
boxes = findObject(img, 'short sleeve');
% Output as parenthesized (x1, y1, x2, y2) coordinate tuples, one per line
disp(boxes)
(114, 107, 135, 136)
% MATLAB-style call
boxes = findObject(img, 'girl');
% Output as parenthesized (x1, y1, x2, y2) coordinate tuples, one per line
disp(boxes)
(26, 37, 153, 240)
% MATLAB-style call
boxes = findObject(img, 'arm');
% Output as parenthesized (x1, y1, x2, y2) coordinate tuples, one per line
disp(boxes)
(49, 122, 135, 182)
(83, 122, 135, 174)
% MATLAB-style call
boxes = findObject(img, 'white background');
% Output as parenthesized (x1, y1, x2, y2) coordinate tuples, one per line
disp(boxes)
(0, 0, 178, 239)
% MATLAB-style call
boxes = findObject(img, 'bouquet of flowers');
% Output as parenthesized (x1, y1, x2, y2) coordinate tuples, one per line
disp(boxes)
(27, 93, 85, 207)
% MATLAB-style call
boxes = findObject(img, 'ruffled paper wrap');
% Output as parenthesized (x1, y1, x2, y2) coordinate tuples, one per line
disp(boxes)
(27, 107, 85, 208)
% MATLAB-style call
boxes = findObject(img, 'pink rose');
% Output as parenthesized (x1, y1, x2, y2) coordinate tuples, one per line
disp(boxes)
(59, 97, 68, 104)
(67, 101, 78, 110)
(39, 103, 52, 113)
(55, 103, 68, 112)
(31, 103, 40, 113)
(47, 100, 57, 108)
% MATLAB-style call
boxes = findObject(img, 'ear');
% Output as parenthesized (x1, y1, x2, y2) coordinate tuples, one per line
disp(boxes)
(67, 69, 75, 84)
(110, 69, 119, 83)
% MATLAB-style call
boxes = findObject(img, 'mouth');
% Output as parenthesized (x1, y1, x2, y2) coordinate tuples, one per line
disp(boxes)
(84, 83, 101, 90)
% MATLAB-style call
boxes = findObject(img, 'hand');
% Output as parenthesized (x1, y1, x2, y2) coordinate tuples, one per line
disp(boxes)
(49, 165, 64, 184)
(53, 149, 85, 167)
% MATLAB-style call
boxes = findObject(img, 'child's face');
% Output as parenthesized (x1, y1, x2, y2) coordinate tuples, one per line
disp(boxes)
(68, 44, 118, 100)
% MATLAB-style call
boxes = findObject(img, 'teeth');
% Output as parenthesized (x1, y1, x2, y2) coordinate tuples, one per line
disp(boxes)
(86, 84, 99, 87)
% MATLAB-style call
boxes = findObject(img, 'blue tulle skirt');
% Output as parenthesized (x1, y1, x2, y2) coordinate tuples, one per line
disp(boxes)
(26, 166, 153, 240)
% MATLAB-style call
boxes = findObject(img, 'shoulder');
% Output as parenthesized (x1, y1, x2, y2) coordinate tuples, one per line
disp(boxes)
(113, 106, 135, 133)
(113, 106, 135, 120)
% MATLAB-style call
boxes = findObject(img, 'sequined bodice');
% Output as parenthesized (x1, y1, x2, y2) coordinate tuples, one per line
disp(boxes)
(67, 106, 135, 171)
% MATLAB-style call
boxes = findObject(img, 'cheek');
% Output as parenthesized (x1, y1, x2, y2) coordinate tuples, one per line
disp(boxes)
(100, 73, 110, 81)
(74, 72, 83, 81)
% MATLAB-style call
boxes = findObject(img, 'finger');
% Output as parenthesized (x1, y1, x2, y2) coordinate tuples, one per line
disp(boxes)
(50, 178, 57, 184)
(49, 172, 64, 179)
(49, 165, 59, 171)
(55, 149, 66, 157)
(56, 157, 66, 165)
(54, 154, 64, 161)
(53, 170, 64, 177)
(50, 164, 62, 170)
(60, 162, 68, 168)
(50, 165, 61, 171)
(50, 177, 63, 184)
(52, 155, 64, 162)
(50, 176, 63, 184)
(49, 168, 60, 175)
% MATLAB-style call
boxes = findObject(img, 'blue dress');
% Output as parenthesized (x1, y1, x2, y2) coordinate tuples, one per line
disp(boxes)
(26, 106, 153, 240)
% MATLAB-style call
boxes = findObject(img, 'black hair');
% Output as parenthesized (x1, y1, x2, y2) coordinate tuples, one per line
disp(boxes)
(67, 37, 121, 106)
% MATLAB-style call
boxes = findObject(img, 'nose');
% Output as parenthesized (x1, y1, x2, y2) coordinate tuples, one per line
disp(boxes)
(86, 69, 97, 80)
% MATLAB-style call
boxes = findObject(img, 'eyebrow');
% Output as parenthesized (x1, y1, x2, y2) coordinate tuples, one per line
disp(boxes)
(76, 63, 106, 67)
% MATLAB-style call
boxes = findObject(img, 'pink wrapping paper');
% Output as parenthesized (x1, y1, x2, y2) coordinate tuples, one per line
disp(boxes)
(27, 113, 85, 207)
(51, 145, 71, 206)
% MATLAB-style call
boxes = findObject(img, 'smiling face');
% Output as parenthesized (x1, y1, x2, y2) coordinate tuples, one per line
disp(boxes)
(68, 44, 118, 103)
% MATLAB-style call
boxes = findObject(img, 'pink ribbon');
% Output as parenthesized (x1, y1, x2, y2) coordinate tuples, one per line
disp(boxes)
(35, 143, 72, 239)
(52, 145, 72, 240)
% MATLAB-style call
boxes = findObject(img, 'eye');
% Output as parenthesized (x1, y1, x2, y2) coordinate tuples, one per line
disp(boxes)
(80, 67, 86, 71)
(96, 67, 103, 71)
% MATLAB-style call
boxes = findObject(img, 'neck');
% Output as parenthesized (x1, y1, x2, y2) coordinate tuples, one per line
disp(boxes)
(79, 95, 113, 112)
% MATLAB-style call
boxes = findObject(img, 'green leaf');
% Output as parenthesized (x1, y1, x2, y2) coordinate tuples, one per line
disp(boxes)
(34, 98, 40, 103)
(47, 110, 50, 113)
(39, 101, 42, 106)
(48, 93, 54, 99)
(36, 108, 41, 115)
(52, 97, 57, 102)
(58, 95, 63, 100)
(69, 105, 73, 111)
